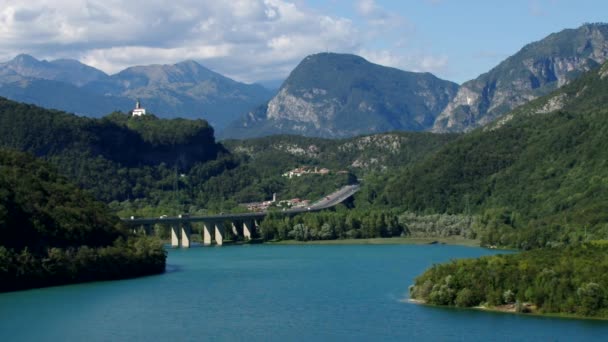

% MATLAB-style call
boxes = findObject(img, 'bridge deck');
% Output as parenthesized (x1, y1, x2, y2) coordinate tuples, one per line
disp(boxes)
(123, 184, 360, 226)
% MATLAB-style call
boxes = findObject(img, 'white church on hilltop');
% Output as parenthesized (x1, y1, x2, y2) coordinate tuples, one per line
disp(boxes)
(132, 99, 146, 116)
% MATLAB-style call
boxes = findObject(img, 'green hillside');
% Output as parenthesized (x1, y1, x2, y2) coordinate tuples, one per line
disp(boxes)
(379, 62, 608, 249)
(406, 62, 608, 319)
(0, 98, 222, 169)
(0, 99, 348, 216)
(0, 149, 166, 292)
(0, 98, 229, 206)
(223, 131, 459, 175)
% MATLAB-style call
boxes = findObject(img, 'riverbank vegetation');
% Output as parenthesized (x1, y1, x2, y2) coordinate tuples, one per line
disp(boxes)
(0, 149, 166, 292)
(257, 210, 476, 243)
(409, 242, 608, 318)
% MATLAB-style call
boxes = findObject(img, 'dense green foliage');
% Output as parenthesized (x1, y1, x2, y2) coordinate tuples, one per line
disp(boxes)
(0, 100, 222, 169)
(377, 63, 608, 249)
(257, 209, 476, 242)
(0, 149, 166, 292)
(258, 208, 405, 241)
(410, 242, 608, 318)
(0, 99, 231, 212)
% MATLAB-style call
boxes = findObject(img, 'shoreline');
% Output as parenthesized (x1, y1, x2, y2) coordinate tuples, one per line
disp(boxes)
(265, 236, 481, 247)
(406, 298, 608, 321)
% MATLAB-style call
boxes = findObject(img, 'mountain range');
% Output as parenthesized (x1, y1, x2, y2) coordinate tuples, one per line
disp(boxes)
(0, 55, 273, 129)
(2, 23, 607, 138)
(223, 23, 608, 138)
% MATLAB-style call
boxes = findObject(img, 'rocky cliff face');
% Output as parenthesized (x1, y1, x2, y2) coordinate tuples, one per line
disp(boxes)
(223, 53, 458, 139)
(486, 60, 608, 131)
(432, 23, 608, 132)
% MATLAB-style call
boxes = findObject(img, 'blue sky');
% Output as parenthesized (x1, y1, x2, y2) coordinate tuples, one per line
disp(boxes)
(0, 0, 606, 84)
(330, 0, 608, 83)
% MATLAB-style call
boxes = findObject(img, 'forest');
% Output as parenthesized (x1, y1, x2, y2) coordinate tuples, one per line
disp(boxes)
(0, 149, 166, 292)
(409, 242, 608, 318)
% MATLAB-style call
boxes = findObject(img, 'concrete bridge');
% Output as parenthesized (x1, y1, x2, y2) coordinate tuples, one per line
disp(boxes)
(122, 184, 360, 248)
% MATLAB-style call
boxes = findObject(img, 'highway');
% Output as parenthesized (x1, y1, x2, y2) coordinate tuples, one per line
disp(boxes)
(123, 184, 360, 226)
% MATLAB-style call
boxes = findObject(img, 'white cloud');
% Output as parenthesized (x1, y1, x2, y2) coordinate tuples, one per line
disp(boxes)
(359, 49, 449, 76)
(356, 0, 383, 18)
(0, 0, 449, 83)
(355, 0, 405, 28)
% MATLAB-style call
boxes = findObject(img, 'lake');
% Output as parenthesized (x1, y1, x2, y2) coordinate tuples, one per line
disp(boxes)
(1, 244, 607, 341)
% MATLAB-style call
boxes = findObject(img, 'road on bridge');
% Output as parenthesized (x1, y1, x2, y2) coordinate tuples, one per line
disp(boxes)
(123, 184, 360, 226)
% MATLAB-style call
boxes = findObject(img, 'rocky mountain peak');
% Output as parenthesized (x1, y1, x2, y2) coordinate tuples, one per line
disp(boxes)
(222, 52, 459, 139)
(432, 23, 608, 133)
(11, 53, 39, 65)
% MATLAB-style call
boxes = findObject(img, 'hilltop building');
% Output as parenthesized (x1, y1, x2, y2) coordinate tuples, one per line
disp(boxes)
(132, 99, 146, 116)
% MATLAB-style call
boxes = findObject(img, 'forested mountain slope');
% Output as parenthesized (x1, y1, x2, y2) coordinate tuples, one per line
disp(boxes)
(0, 98, 224, 203)
(0, 149, 166, 292)
(379, 62, 608, 249)
(223, 132, 459, 175)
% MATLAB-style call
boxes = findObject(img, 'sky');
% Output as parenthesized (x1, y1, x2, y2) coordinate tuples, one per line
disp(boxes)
(0, 0, 607, 84)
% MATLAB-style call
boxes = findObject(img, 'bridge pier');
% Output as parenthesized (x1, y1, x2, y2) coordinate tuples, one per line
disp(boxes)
(231, 222, 238, 236)
(243, 220, 254, 240)
(181, 224, 191, 248)
(171, 225, 179, 248)
(203, 222, 212, 246)
(215, 222, 225, 246)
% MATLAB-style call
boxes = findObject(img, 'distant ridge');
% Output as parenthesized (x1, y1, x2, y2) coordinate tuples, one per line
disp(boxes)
(0, 55, 273, 129)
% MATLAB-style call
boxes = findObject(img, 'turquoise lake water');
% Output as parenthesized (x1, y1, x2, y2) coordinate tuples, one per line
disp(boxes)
(1, 244, 608, 341)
